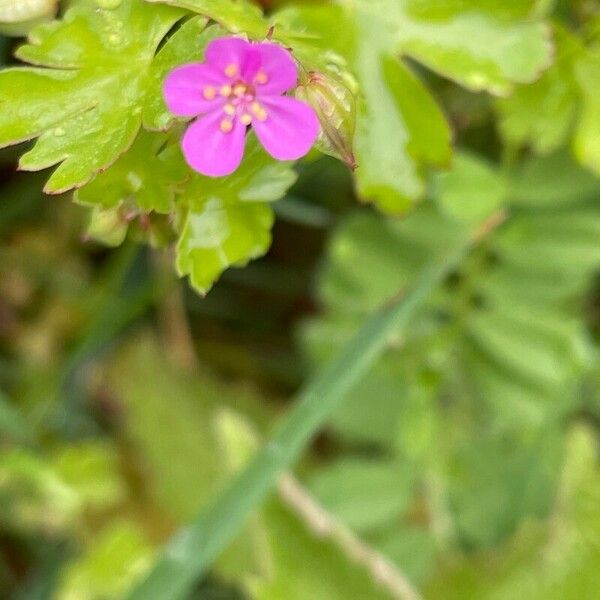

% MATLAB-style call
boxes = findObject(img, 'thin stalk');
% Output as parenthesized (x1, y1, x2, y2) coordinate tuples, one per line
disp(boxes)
(126, 238, 473, 600)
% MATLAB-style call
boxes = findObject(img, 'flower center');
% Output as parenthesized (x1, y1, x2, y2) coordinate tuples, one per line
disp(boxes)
(213, 79, 268, 133)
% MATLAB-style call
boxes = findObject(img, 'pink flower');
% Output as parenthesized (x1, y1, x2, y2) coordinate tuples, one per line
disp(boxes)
(163, 36, 320, 177)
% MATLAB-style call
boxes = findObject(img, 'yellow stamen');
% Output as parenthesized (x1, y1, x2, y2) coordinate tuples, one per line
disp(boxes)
(220, 118, 233, 133)
(255, 71, 268, 84)
(233, 84, 246, 97)
(202, 86, 216, 100)
(224, 63, 238, 77)
(223, 104, 235, 115)
(220, 84, 232, 97)
(250, 101, 262, 114)
(255, 108, 268, 122)
(240, 113, 252, 125)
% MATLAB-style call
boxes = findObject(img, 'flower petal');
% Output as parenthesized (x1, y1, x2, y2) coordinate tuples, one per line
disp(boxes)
(252, 96, 319, 161)
(252, 43, 298, 95)
(164, 63, 227, 117)
(182, 111, 247, 177)
(205, 36, 252, 78)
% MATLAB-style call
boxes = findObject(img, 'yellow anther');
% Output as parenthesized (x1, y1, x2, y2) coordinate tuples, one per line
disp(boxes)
(202, 86, 216, 100)
(233, 84, 246, 97)
(255, 108, 268, 122)
(240, 113, 252, 125)
(255, 71, 268, 84)
(224, 63, 238, 77)
(223, 104, 235, 116)
(250, 101, 262, 114)
(220, 118, 233, 133)
(220, 84, 232, 97)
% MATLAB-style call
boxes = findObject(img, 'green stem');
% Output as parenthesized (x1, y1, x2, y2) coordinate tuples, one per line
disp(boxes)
(126, 241, 470, 600)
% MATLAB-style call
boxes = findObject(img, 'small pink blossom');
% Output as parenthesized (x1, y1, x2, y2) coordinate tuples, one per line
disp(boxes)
(163, 36, 320, 177)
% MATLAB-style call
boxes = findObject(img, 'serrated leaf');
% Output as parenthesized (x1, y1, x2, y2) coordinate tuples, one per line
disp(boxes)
(145, 0, 268, 37)
(143, 17, 221, 131)
(174, 138, 296, 294)
(496, 25, 581, 154)
(75, 131, 187, 213)
(278, 0, 551, 212)
(393, 0, 552, 95)
(0, 0, 184, 192)
(176, 199, 274, 295)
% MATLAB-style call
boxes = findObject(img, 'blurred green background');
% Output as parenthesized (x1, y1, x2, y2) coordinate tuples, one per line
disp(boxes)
(2, 1, 600, 599)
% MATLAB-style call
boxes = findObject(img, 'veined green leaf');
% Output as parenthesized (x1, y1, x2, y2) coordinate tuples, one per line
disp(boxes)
(0, 0, 184, 193)
(75, 131, 187, 214)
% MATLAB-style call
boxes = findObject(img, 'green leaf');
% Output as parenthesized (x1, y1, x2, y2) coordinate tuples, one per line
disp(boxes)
(50, 442, 125, 513)
(175, 138, 296, 294)
(426, 426, 600, 600)
(0, 442, 124, 534)
(307, 459, 415, 531)
(280, 0, 551, 212)
(496, 25, 581, 154)
(507, 150, 600, 207)
(250, 501, 396, 600)
(0, 0, 184, 193)
(393, 0, 552, 94)
(435, 152, 507, 222)
(75, 131, 186, 213)
(84, 206, 130, 247)
(497, 19, 600, 178)
(143, 17, 222, 131)
(354, 38, 452, 213)
(145, 0, 268, 37)
(56, 521, 154, 600)
(176, 199, 274, 295)
(107, 335, 225, 522)
(573, 44, 600, 175)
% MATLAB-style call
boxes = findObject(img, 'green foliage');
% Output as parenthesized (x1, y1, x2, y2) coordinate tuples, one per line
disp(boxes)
(175, 137, 296, 294)
(102, 334, 398, 598)
(0, 0, 184, 193)
(426, 425, 600, 600)
(303, 152, 599, 441)
(300, 151, 600, 567)
(497, 16, 600, 176)
(2, 0, 600, 599)
(278, 0, 551, 212)
(307, 459, 415, 531)
(75, 132, 187, 214)
(56, 522, 154, 600)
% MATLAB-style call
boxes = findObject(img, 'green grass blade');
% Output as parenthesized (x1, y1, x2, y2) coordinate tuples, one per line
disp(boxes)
(126, 241, 470, 600)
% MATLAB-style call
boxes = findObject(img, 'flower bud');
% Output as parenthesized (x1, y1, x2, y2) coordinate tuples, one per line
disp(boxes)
(296, 70, 357, 170)
(85, 206, 128, 247)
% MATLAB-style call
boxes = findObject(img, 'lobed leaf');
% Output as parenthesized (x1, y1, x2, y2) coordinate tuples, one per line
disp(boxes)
(0, 0, 184, 193)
